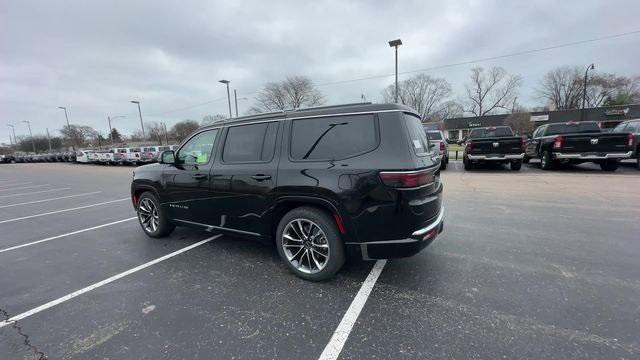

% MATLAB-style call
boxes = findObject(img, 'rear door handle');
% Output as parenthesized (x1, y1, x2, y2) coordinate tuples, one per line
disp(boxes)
(251, 174, 272, 181)
(192, 173, 208, 180)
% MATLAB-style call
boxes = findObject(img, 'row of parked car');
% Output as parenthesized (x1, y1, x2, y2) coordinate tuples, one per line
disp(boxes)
(1, 145, 179, 165)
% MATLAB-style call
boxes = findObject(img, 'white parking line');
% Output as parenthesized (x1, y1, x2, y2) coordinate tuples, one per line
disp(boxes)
(0, 217, 137, 254)
(0, 184, 50, 192)
(0, 181, 31, 188)
(0, 235, 221, 328)
(0, 188, 72, 199)
(318, 260, 387, 360)
(0, 198, 130, 224)
(0, 191, 103, 209)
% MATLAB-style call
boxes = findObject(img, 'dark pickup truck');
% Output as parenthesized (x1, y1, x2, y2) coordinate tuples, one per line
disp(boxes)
(524, 121, 634, 171)
(612, 119, 640, 169)
(462, 126, 525, 171)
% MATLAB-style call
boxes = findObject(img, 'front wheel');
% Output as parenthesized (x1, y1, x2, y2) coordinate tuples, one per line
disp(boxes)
(440, 159, 447, 170)
(276, 207, 345, 281)
(600, 160, 618, 172)
(510, 161, 522, 171)
(136, 192, 175, 238)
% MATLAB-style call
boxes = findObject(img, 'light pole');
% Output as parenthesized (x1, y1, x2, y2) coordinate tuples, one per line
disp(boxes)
(108, 115, 125, 145)
(58, 106, 74, 150)
(219, 80, 232, 118)
(388, 39, 403, 103)
(581, 63, 595, 121)
(8, 124, 16, 147)
(130, 101, 146, 140)
(234, 89, 239, 117)
(46, 128, 52, 151)
(22, 120, 36, 154)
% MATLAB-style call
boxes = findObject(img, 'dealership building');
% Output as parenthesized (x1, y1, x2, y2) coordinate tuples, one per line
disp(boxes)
(437, 104, 640, 140)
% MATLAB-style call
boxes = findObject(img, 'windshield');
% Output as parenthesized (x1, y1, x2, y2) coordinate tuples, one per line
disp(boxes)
(425, 131, 443, 140)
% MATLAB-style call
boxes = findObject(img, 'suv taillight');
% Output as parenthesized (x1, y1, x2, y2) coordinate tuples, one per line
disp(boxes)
(439, 142, 445, 152)
(380, 168, 436, 188)
(553, 136, 564, 149)
(466, 141, 474, 152)
(521, 136, 528, 151)
(627, 133, 634, 147)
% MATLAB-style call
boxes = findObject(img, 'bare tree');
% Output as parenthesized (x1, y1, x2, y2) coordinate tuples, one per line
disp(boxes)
(252, 76, 325, 112)
(202, 114, 226, 125)
(504, 112, 533, 136)
(170, 120, 200, 142)
(537, 66, 583, 110)
(430, 100, 464, 122)
(464, 67, 522, 116)
(59, 125, 98, 148)
(586, 73, 640, 107)
(146, 122, 165, 145)
(382, 74, 452, 121)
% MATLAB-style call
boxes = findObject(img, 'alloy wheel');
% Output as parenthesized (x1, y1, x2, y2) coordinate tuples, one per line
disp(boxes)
(138, 198, 159, 233)
(282, 219, 330, 274)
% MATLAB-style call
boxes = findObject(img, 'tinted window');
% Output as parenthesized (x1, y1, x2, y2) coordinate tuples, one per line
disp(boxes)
(223, 122, 278, 162)
(546, 122, 600, 135)
(468, 127, 514, 139)
(178, 129, 219, 165)
(425, 131, 443, 140)
(403, 114, 430, 156)
(158, 146, 170, 151)
(130, 148, 141, 152)
(291, 114, 377, 160)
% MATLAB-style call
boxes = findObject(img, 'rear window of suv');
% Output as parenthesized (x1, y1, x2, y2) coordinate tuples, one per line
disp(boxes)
(425, 131, 442, 140)
(403, 113, 430, 156)
(290, 114, 378, 160)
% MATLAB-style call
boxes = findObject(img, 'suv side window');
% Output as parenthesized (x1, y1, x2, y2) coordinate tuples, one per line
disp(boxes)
(222, 122, 278, 163)
(177, 129, 219, 165)
(290, 114, 378, 160)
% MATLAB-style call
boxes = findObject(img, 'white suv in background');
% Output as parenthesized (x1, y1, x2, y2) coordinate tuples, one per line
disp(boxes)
(425, 130, 449, 170)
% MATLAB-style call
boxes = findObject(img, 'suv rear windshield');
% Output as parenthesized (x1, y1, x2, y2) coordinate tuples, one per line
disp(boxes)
(403, 114, 430, 156)
(546, 122, 600, 135)
(290, 114, 378, 160)
(425, 131, 443, 140)
(468, 127, 513, 138)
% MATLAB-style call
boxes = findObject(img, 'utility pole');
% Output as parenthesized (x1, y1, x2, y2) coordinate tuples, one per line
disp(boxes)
(234, 89, 239, 117)
(8, 124, 17, 147)
(162, 122, 169, 144)
(388, 39, 403, 103)
(46, 128, 52, 151)
(22, 120, 36, 154)
(581, 64, 595, 122)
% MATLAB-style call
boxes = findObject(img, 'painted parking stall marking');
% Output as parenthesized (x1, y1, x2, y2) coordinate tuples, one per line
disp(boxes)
(0, 184, 50, 192)
(0, 198, 130, 224)
(0, 188, 72, 199)
(0, 235, 221, 328)
(0, 191, 102, 209)
(0, 217, 137, 254)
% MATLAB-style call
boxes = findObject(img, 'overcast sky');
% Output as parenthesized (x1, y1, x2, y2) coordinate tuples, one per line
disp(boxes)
(1, 0, 639, 144)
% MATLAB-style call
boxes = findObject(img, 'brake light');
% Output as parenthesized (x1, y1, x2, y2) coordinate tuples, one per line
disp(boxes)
(466, 141, 474, 152)
(380, 169, 436, 188)
(627, 133, 634, 147)
(553, 135, 564, 149)
(521, 136, 528, 151)
(439, 142, 445, 152)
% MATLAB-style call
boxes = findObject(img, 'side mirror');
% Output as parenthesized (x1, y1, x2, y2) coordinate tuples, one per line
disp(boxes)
(160, 150, 175, 164)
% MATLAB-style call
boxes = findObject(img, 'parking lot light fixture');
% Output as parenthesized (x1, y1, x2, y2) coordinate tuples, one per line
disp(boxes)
(219, 80, 232, 118)
(388, 39, 403, 103)
(22, 120, 36, 154)
(130, 101, 146, 141)
(581, 63, 595, 121)
(7, 124, 17, 147)
(58, 106, 75, 150)
(108, 115, 125, 145)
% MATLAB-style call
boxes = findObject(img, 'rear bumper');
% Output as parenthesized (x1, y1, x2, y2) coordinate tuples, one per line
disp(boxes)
(553, 151, 632, 160)
(352, 207, 445, 260)
(467, 153, 524, 161)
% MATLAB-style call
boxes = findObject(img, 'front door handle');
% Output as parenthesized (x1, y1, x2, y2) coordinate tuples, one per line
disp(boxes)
(192, 173, 208, 180)
(251, 174, 272, 181)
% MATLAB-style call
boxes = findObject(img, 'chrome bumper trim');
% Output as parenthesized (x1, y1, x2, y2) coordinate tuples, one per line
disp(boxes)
(467, 153, 524, 160)
(553, 151, 632, 160)
(412, 206, 445, 237)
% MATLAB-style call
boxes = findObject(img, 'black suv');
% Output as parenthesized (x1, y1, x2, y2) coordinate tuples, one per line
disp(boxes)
(131, 103, 444, 280)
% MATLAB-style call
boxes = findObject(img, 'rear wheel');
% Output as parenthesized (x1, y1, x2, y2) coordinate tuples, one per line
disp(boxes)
(522, 156, 530, 164)
(463, 156, 473, 170)
(510, 161, 522, 171)
(136, 192, 175, 238)
(440, 159, 447, 170)
(276, 207, 345, 281)
(600, 160, 618, 172)
(541, 151, 554, 170)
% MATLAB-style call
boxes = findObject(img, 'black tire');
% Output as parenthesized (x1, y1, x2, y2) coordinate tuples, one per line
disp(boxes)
(463, 156, 473, 171)
(541, 151, 554, 170)
(600, 160, 618, 172)
(275, 206, 345, 281)
(440, 159, 447, 170)
(136, 192, 175, 238)
(510, 161, 522, 171)
(522, 156, 530, 164)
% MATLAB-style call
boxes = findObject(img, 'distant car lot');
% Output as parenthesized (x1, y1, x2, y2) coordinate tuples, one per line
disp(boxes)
(0, 162, 639, 359)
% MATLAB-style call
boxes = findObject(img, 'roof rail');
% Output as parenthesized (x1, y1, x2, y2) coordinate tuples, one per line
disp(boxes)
(290, 102, 373, 112)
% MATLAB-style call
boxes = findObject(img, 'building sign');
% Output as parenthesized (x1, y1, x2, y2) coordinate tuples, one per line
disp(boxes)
(530, 115, 549, 122)
(604, 108, 629, 116)
(467, 122, 482, 127)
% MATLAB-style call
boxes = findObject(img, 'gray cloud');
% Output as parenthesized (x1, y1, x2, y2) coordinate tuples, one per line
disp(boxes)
(1, 0, 639, 143)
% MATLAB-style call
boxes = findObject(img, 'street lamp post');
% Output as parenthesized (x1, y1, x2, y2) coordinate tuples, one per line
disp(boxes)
(8, 124, 17, 148)
(388, 39, 403, 103)
(219, 80, 232, 118)
(46, 128, 52, 151)
(108, 115, 125, 145)
(22, 120, 36, 154)
(581, 63, 595, 122)
(58, 106, 75, 150)
(130, 101, 146, 140)
(234, 89, 239, 118)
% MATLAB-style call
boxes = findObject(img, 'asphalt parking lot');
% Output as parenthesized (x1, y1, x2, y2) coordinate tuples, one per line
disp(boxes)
(0, 162, 639, 359)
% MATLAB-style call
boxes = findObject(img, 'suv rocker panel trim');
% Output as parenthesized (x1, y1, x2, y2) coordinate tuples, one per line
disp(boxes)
(172, 218, 261, 237)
